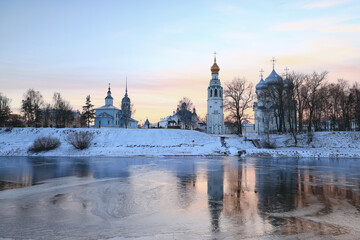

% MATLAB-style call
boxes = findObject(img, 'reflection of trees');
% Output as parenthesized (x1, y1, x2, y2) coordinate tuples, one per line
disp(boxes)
(255, 158, 360, 235)
(30, 157, 59, 183)
(207, 162, 224, 233)
(0, 157, 33, 190)
(256, 160, 298, 216)
(223, 160, 272, 237)
(71, 158, 91, 177)
(218, 158, 360, 237)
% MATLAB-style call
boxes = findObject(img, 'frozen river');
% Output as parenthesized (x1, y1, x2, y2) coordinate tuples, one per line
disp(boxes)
(1, 156, 360, 239)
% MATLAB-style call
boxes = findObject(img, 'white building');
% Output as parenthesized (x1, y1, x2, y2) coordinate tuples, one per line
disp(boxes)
(206, 56, 224, 134)
(156, 108, 198, 130)
(94, 83, 138, 128)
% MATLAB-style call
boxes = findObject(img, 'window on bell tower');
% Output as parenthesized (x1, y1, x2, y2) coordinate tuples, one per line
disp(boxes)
(210, 89, 212, 97)
(215, 89, 218, 97)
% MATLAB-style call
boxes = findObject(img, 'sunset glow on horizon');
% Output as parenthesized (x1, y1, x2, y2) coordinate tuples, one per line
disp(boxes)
(1, 0, 359, 124)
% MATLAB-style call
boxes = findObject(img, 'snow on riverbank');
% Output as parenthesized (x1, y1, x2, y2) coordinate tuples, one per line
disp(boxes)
(245, 131, 360, 158)
(0, 128, 360, 158)
(0, 128, 225, 157)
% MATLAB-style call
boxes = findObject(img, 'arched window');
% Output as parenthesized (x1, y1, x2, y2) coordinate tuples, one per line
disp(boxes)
(210, 89, 212, 97)
(215, 89, 218, 97)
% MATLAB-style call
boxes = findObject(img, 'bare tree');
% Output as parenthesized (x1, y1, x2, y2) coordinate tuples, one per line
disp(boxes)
(282, 78, 298, 143)
(224, 78, 254, 135)
(122, 102, 135, 128)
(327, 82, 342, 130)
(303, 71, 328, 132)
(266, 80, 286, 132)
(21, 89, 43, 127)
(0, 93, 11, 127)
(176, 97, 195, 129)
(288, 72, 305, 132)
(351, 83, 360, 130)
(53, 92, 73, 128)
(42, 103, 52, 127)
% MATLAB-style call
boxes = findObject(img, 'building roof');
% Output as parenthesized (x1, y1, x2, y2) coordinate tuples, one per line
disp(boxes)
(211, 57, 220, 73)
(265, 69, 283, 85)
(122, 79, 130, 103)
(96, 105, 120, 110)
(105, 85, 113, 99)
(256, 77, 268, 90)
(241, 121, 254, 126)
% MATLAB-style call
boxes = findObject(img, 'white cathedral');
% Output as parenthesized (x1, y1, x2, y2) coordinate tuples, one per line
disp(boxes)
(253, 64, 296, 133)
(206, 56, 224, 134)
(94, 83, 138, 128)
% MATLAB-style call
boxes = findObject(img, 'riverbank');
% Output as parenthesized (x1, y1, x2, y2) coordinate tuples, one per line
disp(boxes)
(0, 128, 360, 158)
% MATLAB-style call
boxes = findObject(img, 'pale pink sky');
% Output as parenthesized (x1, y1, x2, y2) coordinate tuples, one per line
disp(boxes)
(1, 0, 359, 124)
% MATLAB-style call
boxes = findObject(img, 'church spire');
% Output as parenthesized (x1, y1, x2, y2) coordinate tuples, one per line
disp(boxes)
(125, 77, 128, 97)
(211, 51, 220, 73)
(105, 83, 113, 106)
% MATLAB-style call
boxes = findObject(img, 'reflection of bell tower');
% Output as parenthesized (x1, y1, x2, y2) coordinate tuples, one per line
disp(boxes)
(207, 161, 224, 232)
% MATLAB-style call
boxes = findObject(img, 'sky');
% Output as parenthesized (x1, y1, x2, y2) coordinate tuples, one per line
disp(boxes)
(1, 0, 360, 124)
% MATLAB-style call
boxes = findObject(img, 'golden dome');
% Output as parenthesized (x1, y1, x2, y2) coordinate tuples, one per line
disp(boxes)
(211, 57, 220, 73)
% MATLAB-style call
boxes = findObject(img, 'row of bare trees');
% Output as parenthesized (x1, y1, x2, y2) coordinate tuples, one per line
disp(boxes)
(0, 89, 96, 128)
(289, 72, 360, 132)
(21, 89, 75, 128)
(223, 71, 360, 136)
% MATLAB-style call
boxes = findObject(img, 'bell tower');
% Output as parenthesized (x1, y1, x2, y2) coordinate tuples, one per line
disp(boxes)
(206, 53, 224, 134)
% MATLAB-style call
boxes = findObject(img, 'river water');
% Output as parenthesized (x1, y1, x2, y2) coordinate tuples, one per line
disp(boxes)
(0, 156, 360, 239)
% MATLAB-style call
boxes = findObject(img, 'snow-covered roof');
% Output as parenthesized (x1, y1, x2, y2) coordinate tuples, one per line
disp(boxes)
(129, 118, 138, 123)
(96, 105, 120, 110)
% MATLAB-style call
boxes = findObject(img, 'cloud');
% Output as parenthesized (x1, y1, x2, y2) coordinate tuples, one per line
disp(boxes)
(302, 0, 353, 9)
(272, 16, 355, 31)
(326, 24, 360, 32)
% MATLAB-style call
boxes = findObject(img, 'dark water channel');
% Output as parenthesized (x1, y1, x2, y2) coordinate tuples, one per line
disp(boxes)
(1, 156, 360, 239)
